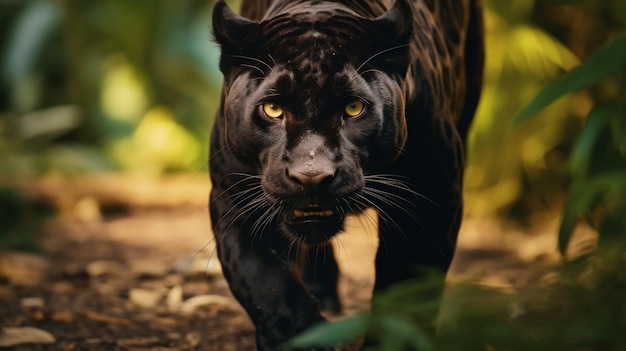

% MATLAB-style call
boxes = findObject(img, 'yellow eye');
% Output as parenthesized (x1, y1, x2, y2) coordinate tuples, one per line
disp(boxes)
(344, 100, 364, 117)
(262, 102, 283, 118)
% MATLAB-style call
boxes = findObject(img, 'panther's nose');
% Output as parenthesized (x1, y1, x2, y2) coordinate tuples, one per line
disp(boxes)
(287, 132, 336, 196)
(288, 168, 335, 193)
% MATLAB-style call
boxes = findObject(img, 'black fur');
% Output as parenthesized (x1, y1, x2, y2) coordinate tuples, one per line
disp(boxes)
(209, 0, 483, 349)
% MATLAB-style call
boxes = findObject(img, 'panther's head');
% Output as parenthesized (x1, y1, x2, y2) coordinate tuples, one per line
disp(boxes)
(212, 0, 413, 244)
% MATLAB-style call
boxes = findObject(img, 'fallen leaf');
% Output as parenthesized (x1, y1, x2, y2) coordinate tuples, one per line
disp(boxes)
(129, 288, 163, 309)
(0, 327, 55, 347)
(82, 310, 134, 327)
(179, 294, 237, 314)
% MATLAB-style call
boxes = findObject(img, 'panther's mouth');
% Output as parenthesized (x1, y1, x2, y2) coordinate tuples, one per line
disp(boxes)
(284, 205, 344, 244)
(293, 208, 334, 218)
(287, 206, 342, 225)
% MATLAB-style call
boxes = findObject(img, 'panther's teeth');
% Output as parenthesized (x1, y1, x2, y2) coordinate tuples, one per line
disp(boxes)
(293, 209, 334, 218)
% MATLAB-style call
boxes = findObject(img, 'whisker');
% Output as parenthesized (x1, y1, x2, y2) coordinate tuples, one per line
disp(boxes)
(241, 63, 267, 77)
(355, 44, 410, 73)
(208, 144, 231, 166)
(218, 187, 265, 231)
(212, 173, 262, 203)
(190, 160, 210, 183)
(194, 237, 216, 259)
(358, 68, 386, 77)
(193, 205, 209, 219)
(267, 53, 277, 66)
(365, 174, 447, 214)
(361, 187, 447, 259)
(229, 54, 273, 72)
(222, 191, 266, 228)
(249, 201, 280, 243)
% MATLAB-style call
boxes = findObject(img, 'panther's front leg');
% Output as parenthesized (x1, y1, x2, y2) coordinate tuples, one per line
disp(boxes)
(214, 226, 326, 350)
(210, 192, 328, 350)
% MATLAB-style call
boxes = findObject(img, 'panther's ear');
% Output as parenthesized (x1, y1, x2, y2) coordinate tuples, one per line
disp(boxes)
(372, 0, 413, 42)
(365, 0, 414, 78)
(212, 0, 257, 51)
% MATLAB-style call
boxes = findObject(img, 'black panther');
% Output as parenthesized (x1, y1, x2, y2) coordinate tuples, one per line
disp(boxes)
(209, 0, 483, 349)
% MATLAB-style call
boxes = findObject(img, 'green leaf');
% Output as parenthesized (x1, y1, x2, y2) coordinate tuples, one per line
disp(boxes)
(2, 0, 60, 86)
(612, 104, 626, 155)
(569, 103, 613, 177)
(18, 105, 82, 140)
(283, 316, 368, 350)
(511, 35, 626, 128)
(379, 316, 435, 351)
(559, 172, 626, 254)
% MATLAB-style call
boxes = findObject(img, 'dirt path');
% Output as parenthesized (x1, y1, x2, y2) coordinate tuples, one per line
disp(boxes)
(0, 176, 564, 350)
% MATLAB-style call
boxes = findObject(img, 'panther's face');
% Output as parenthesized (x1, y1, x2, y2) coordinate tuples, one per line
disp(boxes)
(213, 0, 413, 244)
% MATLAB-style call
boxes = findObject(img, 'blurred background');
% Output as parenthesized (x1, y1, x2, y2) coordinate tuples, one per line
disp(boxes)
(0, 1, 624, 349)
(0, 0, 623, 240)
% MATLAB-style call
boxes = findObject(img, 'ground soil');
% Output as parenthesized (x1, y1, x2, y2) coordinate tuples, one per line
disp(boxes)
(0, 175, 569, 350)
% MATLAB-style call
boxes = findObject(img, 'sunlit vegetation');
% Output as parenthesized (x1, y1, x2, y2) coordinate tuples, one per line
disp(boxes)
(0, 0, 241, 177)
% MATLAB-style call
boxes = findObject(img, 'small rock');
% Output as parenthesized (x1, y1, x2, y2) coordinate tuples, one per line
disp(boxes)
(129, 288, 162, 309)
(167, 285, 183, 311)
(179, 294, 236, 314)
(86, 260, 125, 277)
(73, 196, 102, 222)
(0, 326, 55, 347)
(20, 297, 45, 309)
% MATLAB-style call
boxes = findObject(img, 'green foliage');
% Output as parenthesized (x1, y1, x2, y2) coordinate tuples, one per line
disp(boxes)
(284, 316, 368, 350)
(512, 35, 626, 128)
(507, 27, 626, 253)
(287, 254, 626, 350)
(285, 271, 444, 351)
(463, 2, 582, 218)
(511, 34, 626, 253)
(1, 0, 230, 176)
(0, 187, 53, 252)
